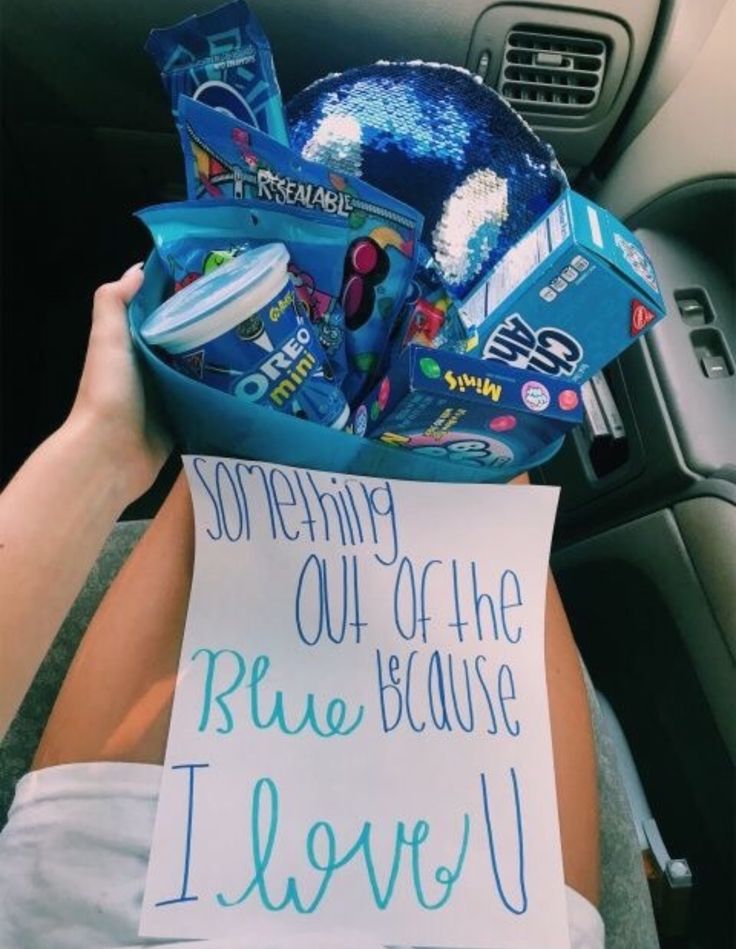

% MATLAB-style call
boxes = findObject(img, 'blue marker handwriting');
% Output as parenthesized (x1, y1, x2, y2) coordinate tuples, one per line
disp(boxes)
(156, 766, 527, 916)
(193, 648, 364, 738)
(393, 558, 524, 645)
(294, 554, 367, 646)
(191, 457, 399, 565)
(376, 649, 521, 737)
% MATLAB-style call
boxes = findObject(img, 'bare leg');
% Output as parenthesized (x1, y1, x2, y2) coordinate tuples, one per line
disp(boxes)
(509, 472, 599, 906)
(33, 472, 194, 768)
(546, 571, 600, 907)
(33, 470, 599, 905)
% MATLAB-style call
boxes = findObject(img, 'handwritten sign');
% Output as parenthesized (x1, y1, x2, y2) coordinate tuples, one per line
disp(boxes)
(140, 456, 568, 947)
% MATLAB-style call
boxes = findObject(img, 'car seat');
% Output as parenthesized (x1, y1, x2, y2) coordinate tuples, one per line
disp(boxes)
(0, 519, 660, 948)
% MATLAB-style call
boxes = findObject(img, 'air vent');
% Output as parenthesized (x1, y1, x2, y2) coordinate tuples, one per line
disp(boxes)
(500, 27, 607, 117)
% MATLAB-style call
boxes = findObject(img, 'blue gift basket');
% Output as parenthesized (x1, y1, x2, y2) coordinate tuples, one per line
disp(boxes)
(128, 61, 571, 483)
(128, 252, 563, 483)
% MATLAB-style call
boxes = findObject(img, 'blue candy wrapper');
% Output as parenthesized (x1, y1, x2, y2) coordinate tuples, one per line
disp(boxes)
(177, 95, 424, 402)
(129, 253, 534, 483)
(386, 253, 472, 364)
(136, 199, 348, 380)
(145, 0, 288, 144)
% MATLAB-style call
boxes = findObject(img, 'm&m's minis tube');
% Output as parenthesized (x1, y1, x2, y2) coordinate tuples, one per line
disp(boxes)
(141, 243, 349, 429)
(136, 199, 349, 382)
(177, 95, 424, 402)
(146, 0, 289, 144)
(351, 345, 582, 477)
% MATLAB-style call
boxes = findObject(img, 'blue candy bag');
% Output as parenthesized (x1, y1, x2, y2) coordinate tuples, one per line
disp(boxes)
(386, 251, 474, 365)
(129, 253, 559, 482)
(136, 199, 348, 380)
(177, 95, 424, 402)
(146, 0, 288, 144)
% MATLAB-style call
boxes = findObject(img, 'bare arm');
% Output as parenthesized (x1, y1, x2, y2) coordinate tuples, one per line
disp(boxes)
(0, 264, 171, 739)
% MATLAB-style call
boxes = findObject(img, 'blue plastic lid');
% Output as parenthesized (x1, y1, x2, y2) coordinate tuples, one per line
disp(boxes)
(141, 241, 289, 352)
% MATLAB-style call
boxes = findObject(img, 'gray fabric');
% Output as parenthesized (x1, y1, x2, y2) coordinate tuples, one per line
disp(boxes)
(0, 520, 660, 947)
(582, 668, 660, 948)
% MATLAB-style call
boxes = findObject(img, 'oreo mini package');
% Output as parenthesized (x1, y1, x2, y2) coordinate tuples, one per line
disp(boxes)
(460, 190, 666, 384)
(351, 345, 582, 477)
(178, 95, 424, 401)
(145, 0, 289, 144)
(136, 200, 348, 378)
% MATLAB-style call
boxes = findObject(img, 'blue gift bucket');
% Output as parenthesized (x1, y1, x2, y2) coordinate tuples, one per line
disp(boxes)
(128, 252, 563, 484)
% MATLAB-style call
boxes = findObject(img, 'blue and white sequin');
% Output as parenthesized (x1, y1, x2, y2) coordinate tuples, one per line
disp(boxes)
(288, 62, 567, 299)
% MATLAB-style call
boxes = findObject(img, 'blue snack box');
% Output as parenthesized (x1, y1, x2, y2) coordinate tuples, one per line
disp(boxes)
(351, 345, 582, 476)
(459, 191, 666, 384)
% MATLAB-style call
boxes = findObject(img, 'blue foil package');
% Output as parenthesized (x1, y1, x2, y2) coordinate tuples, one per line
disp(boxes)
(145, 0, 289, 144)
(177, 95, 424, 402)
(136, 200, 348, 379)
(351, 344, 582, 478)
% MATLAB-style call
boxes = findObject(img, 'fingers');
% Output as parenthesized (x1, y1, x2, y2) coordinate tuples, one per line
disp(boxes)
(90, 264, 145, 346)
(119, 261, 145, 299)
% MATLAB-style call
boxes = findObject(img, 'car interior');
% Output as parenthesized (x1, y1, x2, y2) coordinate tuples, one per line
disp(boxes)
(1, 1, 734, 947)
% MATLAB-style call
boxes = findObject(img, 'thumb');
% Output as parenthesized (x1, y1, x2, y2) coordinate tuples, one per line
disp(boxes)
(116, 261, 145, 303)
(90, 262, 145, 340)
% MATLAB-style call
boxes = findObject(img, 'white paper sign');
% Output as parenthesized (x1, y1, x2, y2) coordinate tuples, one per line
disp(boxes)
(140, 456, 568, 948)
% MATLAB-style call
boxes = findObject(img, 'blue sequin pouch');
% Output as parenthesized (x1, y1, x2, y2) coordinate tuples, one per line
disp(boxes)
(177, 95, 424, 402)
(145, 0, 289, 143)
(136, 199, 349, 381)
(287, 63, 567, 303)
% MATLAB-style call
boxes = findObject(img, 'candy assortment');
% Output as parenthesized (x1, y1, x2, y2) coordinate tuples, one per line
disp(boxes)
(138, 200, 350, 381)
(351, 346, 583, 474)
(134, 0, 664, 478)
(177, 94, 423, 401)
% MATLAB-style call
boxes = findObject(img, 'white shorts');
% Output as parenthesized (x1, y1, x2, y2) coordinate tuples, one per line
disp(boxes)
(0, 763, 604, 949)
